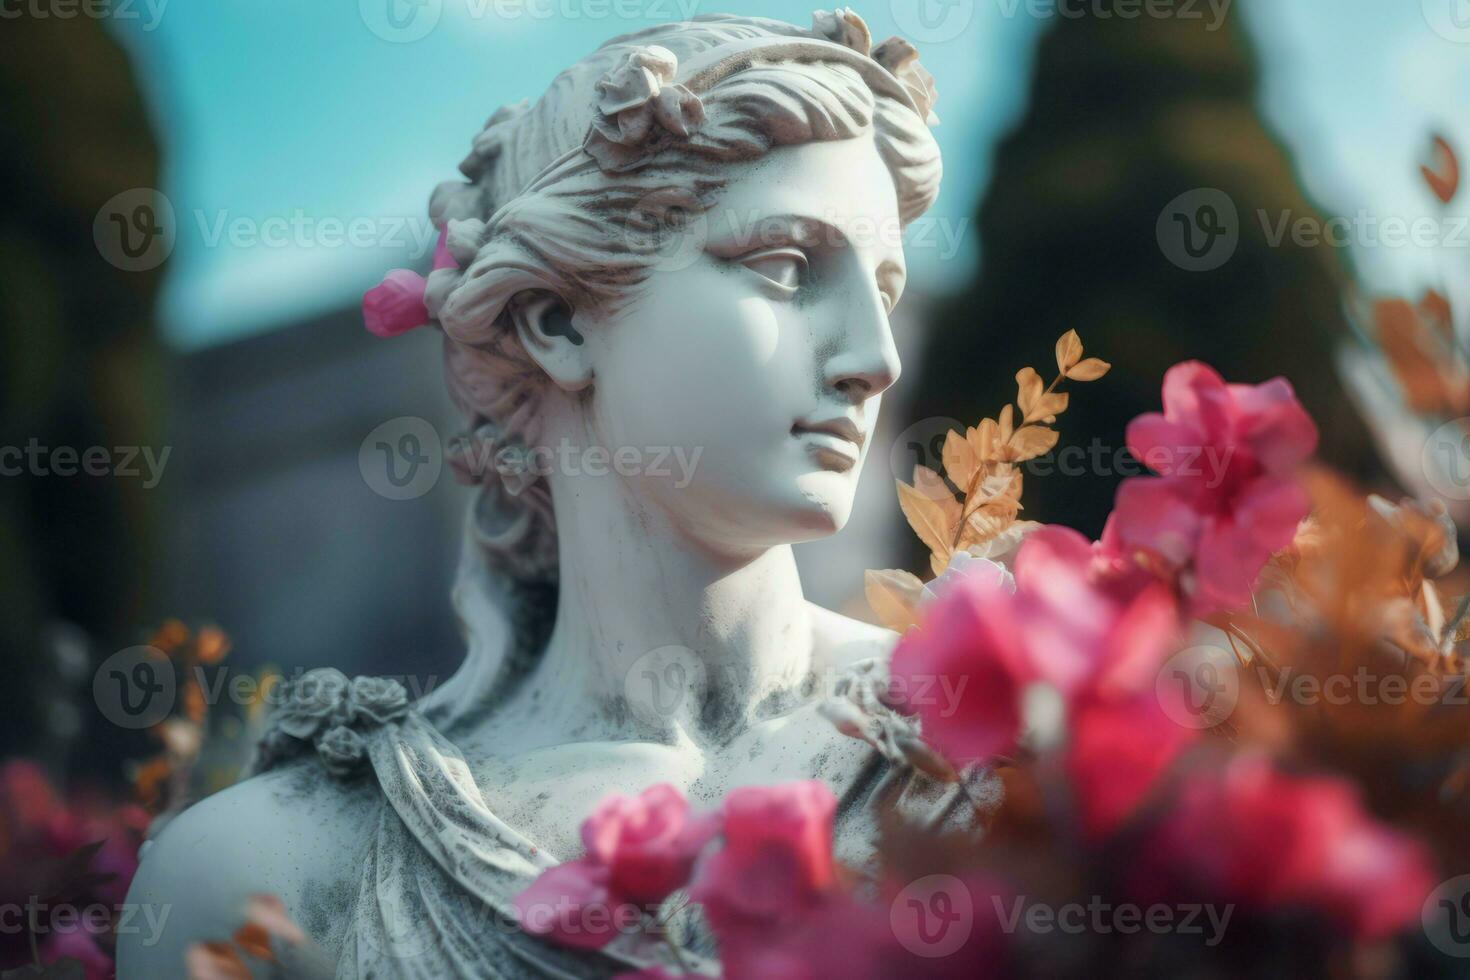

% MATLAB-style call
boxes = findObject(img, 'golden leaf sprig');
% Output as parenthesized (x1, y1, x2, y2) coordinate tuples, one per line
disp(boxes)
(865, 331, 1110, 631)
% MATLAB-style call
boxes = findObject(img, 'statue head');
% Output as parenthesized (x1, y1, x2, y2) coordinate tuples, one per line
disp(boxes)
(372, 11, 941, 589)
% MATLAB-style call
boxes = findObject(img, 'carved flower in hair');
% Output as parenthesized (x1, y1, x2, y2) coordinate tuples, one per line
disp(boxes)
(347, 676, 410, 726)
(274, 668, 352, 740)
(316, 725, 368, 778)
(873, 37, 939, 126)
(585, 45, 705, 171)
(811, 7, 871, 56)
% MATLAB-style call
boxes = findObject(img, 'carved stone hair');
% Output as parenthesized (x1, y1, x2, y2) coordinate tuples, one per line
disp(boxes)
(420, 13, 941, 597)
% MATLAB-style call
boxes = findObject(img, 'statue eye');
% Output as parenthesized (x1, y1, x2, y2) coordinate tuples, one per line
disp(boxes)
(740, 248, 807, 291)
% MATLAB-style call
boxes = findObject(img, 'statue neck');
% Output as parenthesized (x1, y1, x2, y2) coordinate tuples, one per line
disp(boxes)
(502, 462, 815, 747)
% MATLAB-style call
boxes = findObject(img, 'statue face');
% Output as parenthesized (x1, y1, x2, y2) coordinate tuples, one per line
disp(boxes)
(582, 135, 907, 553)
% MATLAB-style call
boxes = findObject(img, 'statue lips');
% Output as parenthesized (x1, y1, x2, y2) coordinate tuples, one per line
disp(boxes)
(791, 416, 864, 472)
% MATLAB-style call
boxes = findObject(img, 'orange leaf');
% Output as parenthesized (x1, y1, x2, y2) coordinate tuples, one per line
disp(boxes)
(1054, 329, 1083, 373)
(897, 479, 954, 564)
(1422, 134, 1459, 204)
(1015, 367, 1044, 419)
(185, 942, 251, 980)
(150, 618, 190, 654)
(913, 465, 962, 527)
(1033, 391, 1069, 421)
(942, 429, 978, 488)
(233, 923, 273, 961)
(195, 626, 232, 665)
(1009, 426, 1059, 462)
(865, 568, 925, 633)
(1066, 357, 1111, 381)
(969, 419, 1002, 463)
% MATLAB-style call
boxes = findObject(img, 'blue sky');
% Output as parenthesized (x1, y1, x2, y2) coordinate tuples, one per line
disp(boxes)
(105, 0, 1469, 348)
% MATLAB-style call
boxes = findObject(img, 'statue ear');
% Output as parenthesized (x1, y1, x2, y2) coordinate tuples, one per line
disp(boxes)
(509, 291, 592, 391)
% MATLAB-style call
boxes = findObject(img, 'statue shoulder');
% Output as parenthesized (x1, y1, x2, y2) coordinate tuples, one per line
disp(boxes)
(116, 763, 379, 977)
(806, 600, 899, 671)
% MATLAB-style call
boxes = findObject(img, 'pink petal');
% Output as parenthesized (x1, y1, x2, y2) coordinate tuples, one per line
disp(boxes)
(1235, 475, 1311, 554)
(1191, 517, 1269, 615)
(362, 269, 429, 338)
(1068, 694, 1192, 838)
(431, 226, 458, 271)
(1233, 377, 1319, 471)
(1125, 413, 1207, 477)
(1095, 581, 1182, 698)
(1111, 476, 1203, 569)
(1160, 361, 1231, 440)
(513, 859, 626, 950)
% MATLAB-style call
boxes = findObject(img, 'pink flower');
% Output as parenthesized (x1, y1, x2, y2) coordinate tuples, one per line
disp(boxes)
(582, 783, 719, 906)
(1148, 756, 1436, 939)
(362, 228, 458, 339)
(1113, 361, 1318, 615)
(513, 784, 716, 950)
(688, 781, 841, 975)
(889, 565, 1027, 764)
(891, 526, 1182, 767)
(1065, 692, 1192, 838)
(690, 782, 836, 925)
(40, 928, 114, 980)
(362, 268, 429, 338)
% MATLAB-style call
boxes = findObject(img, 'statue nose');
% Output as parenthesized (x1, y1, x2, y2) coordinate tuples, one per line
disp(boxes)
(823, 292, 901, 401)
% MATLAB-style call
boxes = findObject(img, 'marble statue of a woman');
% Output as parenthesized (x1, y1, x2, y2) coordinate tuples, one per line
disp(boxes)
(120, 12, 997, 977)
